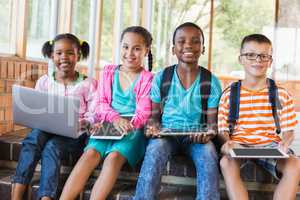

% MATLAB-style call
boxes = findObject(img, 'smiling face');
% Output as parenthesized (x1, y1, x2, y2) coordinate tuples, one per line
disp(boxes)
(172, 26, 204, 66)
(52, 39, 79, 75)
(239, 41, 273, 79)
(120, 32, 149, 70)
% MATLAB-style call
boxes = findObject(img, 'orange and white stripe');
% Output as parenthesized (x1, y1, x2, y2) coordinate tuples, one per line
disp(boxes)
(218, 86, 297, 146)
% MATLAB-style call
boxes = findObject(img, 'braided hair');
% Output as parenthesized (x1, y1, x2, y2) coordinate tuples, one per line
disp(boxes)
(121, 26, 153, 71)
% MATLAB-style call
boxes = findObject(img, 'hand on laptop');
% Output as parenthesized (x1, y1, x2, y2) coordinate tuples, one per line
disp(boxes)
(221, 140, 243, 155)
(145, 124, 161, 138)
(113, 117, 133, 135)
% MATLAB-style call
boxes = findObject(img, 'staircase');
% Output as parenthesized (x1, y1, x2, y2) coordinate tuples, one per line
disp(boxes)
(1, 128, 300, 200)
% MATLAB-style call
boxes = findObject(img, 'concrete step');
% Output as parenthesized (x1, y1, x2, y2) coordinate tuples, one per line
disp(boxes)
(0, 167, 198, 200)
(2, 129, 300, 200)
(0, 129, 197, 179)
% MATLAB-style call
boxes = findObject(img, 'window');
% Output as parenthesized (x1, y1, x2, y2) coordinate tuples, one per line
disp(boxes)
(26, 0, 52, 59)
(151, 0, 211, 71)
(72, 0, 90, 41)
(271, 0, 300, 81)
(72, 0, 90, 65)
(122, 1, 131, 29)
(0, 0, 15, 54)
(100, 0, 115, 65)
(212, 0, 275, 77)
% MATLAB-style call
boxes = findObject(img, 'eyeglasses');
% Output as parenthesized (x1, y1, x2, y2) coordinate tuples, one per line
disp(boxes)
(240, 53, 272, 62)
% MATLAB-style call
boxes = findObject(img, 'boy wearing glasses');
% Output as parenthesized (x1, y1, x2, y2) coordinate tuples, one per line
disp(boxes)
(218, 34, 300, 200)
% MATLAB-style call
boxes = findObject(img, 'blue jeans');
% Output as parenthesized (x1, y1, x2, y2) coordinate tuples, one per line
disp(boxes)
(133, 137, 220, 200)
(12, 129, 86, 199)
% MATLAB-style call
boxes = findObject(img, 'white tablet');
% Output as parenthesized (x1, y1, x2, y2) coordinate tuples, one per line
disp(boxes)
(230, 148, 289, 159)
(90, 116, 133, 140)
(159, 128, 211, 136)
(90, 122, 125, 140)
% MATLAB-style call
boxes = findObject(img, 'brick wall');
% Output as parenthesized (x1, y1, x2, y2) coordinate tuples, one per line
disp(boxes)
(0, 56, 47, 134)
(1, 56, 300, 135)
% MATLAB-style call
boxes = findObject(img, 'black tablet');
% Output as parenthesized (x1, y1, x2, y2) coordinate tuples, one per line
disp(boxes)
(230, 148, 289, 158)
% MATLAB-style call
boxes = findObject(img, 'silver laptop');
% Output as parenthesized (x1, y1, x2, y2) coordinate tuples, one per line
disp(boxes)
(12, 84, 82, 139)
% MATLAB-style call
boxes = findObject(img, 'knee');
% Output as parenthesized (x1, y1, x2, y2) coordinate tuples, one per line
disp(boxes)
(281, 157, 300, 177)
(220, 155, 236, 173)
(203, 142, 217, 157)
(83, 149, 101, 161)
(146, 139, 170, 155)
(106, 152, 126, 164)
(193, 142, 217, 161)
(23, 129, 45, 146)
(42, 140, 63, 160)
(141, 139, 171, 168)
(108, 151, 123, 160)
(43, 138, 62, 152)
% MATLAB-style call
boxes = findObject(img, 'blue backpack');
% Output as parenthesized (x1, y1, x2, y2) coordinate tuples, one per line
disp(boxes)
(227, 78, 282, 134)
(160, 65, 212, 126)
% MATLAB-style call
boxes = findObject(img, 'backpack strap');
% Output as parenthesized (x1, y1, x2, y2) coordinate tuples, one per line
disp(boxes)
(160, 65, 176, 108)
(160, 65, 212, 126)
(228, 80, 242, 134)
(199, 66, 212, 126)
(228, 79, 282, 135)
(268, 78, 282, 134)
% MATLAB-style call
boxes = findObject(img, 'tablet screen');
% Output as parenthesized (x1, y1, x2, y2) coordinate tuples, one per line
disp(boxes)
(91, 122, 124, 139)
(230, 148, 289, 158)
(233, 148, 283, 156)
(159, 128, 208, 136)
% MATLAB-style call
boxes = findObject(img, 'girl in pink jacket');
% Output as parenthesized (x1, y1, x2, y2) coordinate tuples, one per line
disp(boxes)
(61, 26, 153, 200)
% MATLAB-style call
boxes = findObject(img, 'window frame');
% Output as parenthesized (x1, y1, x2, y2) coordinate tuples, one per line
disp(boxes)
(2, 0, 281, 78)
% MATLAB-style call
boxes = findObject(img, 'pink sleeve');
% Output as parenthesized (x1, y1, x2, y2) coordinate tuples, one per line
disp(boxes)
(34, 75, 48, 92)
(82, 78, 98, 124)
(93, 65, 121, 123)
(131, 71, 153, 129)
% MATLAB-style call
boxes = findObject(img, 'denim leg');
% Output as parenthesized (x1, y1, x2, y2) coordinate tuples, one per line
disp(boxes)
(37, 135, 87, 199)
(13, 129, 51, 184)
(133, 138, 176, 200)
(38, 136, 64, 199)
(187, 142, 220, 200)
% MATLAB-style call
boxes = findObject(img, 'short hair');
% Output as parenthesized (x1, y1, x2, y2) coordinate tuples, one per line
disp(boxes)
(172, 22, 205, 45)
(240, 34, 272, 52)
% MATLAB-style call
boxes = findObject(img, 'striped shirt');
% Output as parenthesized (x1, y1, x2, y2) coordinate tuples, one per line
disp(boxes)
(218, 85, 298, 146)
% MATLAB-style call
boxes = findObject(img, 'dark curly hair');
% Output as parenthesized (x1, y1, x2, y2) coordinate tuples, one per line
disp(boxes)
(41, 33, 90, 60)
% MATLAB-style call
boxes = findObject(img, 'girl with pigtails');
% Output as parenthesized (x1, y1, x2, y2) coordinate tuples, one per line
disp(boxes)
(12, 33, 97, 200)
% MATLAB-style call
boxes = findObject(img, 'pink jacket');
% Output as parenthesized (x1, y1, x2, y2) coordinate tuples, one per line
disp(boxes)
(35, 72, 98, 122)
(93, 64, 153, 129)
